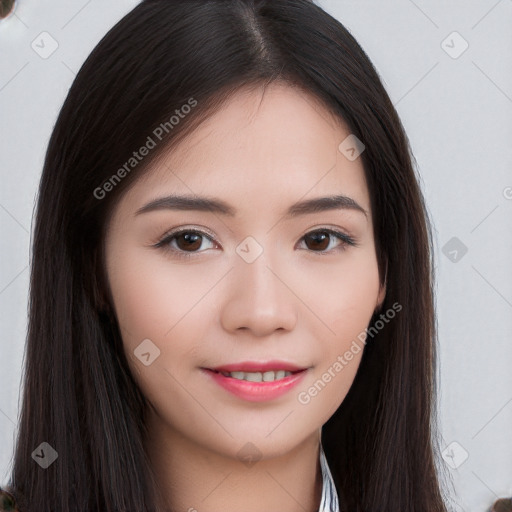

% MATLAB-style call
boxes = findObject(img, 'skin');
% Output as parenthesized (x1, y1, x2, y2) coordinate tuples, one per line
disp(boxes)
(104, 82, 385, 512)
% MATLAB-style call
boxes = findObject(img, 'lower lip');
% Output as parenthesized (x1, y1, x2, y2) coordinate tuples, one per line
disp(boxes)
(201, 368, 308, 402)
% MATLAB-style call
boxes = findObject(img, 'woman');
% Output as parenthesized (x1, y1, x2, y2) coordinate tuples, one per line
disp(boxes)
(1, 0, 451, 510)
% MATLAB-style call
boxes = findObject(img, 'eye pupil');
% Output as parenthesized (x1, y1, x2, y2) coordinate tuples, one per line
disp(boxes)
(305, 232, 330, 251)
(177, 232, 202, 251)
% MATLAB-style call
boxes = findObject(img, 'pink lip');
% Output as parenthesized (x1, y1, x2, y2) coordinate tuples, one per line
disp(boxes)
(201, 367, 308, 402)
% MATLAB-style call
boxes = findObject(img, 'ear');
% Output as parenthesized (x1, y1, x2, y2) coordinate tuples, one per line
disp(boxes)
(92, 247, 114, 316)
(375, 261, 387, 313)
(376, 281, 386, 311)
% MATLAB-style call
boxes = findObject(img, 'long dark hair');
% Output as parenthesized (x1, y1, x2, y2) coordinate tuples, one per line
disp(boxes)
(4, 0, 451, 510)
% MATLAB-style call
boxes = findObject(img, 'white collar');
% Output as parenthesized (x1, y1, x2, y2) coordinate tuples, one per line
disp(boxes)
(318, 443, 340, 512)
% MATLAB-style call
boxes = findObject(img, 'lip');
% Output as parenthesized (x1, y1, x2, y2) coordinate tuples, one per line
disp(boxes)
(201, 366, 309, 402)
(207, 360, 308, 373)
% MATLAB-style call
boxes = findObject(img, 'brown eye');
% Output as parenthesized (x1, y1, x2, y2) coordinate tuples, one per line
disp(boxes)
(300, 229, 357, 254)
(155, 229, 217, 258)
(173, 232, 203, 252)
(304, 231, 331, 251)
(154, 227, 357, 260)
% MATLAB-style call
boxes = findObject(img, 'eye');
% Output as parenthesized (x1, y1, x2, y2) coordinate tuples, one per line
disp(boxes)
(298, 228, 357, 254)
(154, 227, 358, 259)
(154, 228, 217, 259)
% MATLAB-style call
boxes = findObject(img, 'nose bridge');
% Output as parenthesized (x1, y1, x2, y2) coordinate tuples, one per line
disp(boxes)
(238, 246, 280, 301)
(235, 231, 282, 294)
(220, 236, 297, 334)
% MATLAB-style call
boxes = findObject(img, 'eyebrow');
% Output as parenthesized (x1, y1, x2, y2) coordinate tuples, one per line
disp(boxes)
(135, 193, 368, 220)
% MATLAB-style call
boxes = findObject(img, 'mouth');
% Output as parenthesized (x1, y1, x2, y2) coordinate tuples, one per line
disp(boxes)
(203, 360, 308, 383)
(200, 361, 309, 402)
(206, 367, 305, 382)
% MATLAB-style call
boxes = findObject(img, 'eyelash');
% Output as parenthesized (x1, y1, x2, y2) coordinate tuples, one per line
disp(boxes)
(153, 226, 358, 260)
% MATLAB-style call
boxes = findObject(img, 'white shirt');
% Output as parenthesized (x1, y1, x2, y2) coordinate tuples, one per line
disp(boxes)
(318, 443, 340, 512)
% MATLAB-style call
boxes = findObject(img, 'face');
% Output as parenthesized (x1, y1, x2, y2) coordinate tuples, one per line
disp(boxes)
(104, 82, 385, 461)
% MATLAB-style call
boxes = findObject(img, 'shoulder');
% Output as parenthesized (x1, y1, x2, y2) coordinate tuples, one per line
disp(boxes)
(0, 487, 20, 511)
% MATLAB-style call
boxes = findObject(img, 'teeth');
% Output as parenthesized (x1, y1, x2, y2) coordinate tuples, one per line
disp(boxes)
(220, 370, 293, 382)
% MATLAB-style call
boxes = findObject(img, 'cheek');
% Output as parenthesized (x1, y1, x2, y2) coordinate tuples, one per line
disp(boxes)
(291, 250, 380, 409)
(106, 250, 218, 415)
(106, 248, 223, 387)
(292, 247, 381, 340)
(107, 248, 216, 340)
(107, 253, 170, 343)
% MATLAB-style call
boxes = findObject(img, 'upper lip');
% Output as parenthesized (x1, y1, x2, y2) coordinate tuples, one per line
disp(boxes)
(206, 360, 308, 373)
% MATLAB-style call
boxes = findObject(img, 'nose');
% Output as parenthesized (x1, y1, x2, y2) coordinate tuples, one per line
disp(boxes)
(219, 248, 298, 337)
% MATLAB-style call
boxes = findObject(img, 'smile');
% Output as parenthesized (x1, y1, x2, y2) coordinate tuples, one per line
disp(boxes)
(201, 367, 308, 402)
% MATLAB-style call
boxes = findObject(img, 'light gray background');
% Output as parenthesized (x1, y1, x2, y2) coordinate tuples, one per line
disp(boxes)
(1, 1, 511, 511)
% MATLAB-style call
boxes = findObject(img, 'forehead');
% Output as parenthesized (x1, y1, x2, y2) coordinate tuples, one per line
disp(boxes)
(116, 82, 370, 221)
